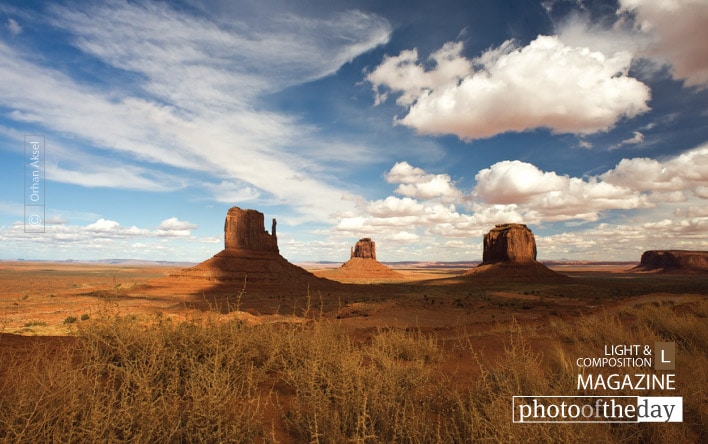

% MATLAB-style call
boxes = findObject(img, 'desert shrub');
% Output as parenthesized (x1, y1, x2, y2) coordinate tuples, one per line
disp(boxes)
(22, 321, 47, 327)
(278, 322, 444, 442)
(0, 300, 705, 443)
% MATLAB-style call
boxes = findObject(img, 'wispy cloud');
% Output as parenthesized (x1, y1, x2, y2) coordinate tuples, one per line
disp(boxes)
(6, 18, 21, 36)
(0, 0, 392, 222)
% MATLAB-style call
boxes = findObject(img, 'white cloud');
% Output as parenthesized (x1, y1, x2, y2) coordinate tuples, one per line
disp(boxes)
(158, 217, 198, 231)
(620, 0, 708, 88)
(473, 160, 650, 222)
(538, 217, 708, 261)
(50, 2, 391, 104)
(474, 160, 569, 205)
(85, 218, 123, 233)
(367, 35, 651, 140)
(389, 231, 420, 243)
(471, 145, 708, 223)
(385, 161, 462, 201)
(0, 216, 210, 260)
(620, 131, 645, 146)
(329, 144, 708, 260)
(201, 181, 261, 204)
(601, 144, 708, 196)
(367, 196, 426, 217)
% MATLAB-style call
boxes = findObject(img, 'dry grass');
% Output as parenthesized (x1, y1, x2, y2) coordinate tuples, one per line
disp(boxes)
(1, 300, 705, 443)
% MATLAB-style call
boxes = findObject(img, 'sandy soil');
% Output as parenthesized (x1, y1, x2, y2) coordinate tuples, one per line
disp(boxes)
(1, 260, 705, 443)
(1, 260, 705, 338)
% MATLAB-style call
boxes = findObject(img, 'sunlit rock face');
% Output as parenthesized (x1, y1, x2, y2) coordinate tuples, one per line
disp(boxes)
(464, 223, 566, 282)
(482, 223, 537, 264)
(224, 206, 278, 253)
(331, 237, 401, 279)
(174, 206, 327, 285)
(350, 238, 376, 260)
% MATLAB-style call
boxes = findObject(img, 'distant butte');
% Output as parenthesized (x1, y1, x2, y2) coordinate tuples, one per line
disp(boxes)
(633, 250, 708, 273)
(174, 206, 329, 286)
(327, 238, 402, 280)
(464, 223, 567, 281)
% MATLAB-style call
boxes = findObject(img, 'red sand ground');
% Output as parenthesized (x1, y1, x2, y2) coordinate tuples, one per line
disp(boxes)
(1, 260, 705, 442)
(1, 260, 705, 336)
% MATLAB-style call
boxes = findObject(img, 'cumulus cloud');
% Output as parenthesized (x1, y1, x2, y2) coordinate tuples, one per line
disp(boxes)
(473, 160, 568, 205)
(71, 217, 199, 238)
(0, 216, 209, 260)
(157, 217, 198, 231)
(538, 218, 708, 261)
(385, 161, 462, 201)
(619, 0, 708, 88)
(473, 145, 708, 223)
(332, 144, 708, 259)
(85, 218, 123, 233)
(601, 145, 708, 196)
(474, 160, 650, 222)
(367, 35, 650, 140)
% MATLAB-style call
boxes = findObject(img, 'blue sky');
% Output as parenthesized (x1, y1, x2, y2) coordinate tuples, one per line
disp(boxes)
(0, 0, 706, 263)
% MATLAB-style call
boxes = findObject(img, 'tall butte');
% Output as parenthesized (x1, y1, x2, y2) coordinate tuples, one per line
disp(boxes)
(464, 223, 566, 281)
(482, 223, 537, 264)
(224, 207, 279, 253)
(175, 206, 327, 286)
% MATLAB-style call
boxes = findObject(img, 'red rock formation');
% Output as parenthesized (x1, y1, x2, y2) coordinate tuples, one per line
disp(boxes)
(351, 238, 376, 260)
(465, 223, 566, 281)
(224, 206, 278, 253)
(482, 223, 536, 264)
(174, 207, 327, 285)
(322, 238, 401, 280)
(635, 250, 708, 273)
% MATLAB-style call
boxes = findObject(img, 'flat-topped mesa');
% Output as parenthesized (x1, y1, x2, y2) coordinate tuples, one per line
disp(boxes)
(224, 206, 278, 253)
(482, 223, 537, 264)
(636, 250, 708, 273)
(350, 238, 376, 260)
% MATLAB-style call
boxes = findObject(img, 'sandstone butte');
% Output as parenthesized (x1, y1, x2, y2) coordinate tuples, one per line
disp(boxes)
(464, 223, 567, 281)
(174, 206, 328, 286)
(327, 238, 403, 279)
(633, 250, 708, 273)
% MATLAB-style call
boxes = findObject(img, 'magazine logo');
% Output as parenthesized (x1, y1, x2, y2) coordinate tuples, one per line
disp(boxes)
(513, 342, 681, 424)
(513, 396, 683, 423)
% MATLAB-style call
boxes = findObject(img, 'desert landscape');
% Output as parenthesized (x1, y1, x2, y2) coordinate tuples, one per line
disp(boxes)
(3, 0, 707, 442)
(1, 207, 706, 443)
